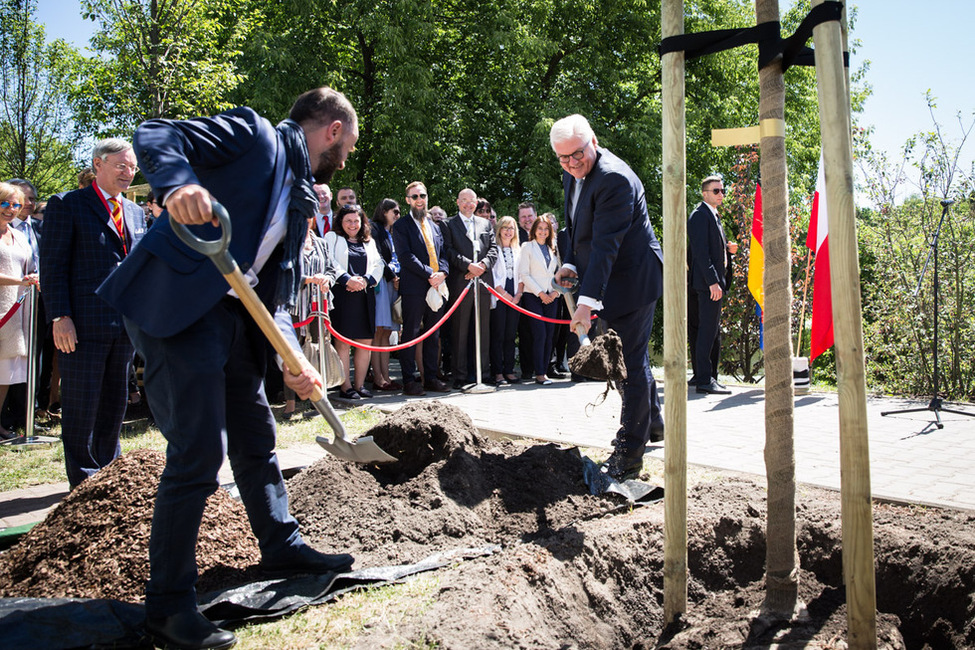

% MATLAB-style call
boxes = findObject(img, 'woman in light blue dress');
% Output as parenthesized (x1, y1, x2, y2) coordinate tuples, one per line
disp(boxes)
(369, 198, 402, 391)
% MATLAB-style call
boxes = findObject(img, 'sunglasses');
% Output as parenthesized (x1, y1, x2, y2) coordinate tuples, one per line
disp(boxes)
(0, 201, 23, 209)
(391, 209, 401, 214)
(710, 188, 726, 195)
(409, 193, 427, 199)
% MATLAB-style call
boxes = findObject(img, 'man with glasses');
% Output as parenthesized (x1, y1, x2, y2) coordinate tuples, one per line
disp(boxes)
(40, 139, 148, 489)
(392, 181, 450, 395)
(688, 175, 735, 395)
(550, 114, 664, 482)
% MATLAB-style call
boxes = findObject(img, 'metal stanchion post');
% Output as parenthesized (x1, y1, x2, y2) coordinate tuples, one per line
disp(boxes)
(6, 285, 57, 448)
(466, 277, 495, 394)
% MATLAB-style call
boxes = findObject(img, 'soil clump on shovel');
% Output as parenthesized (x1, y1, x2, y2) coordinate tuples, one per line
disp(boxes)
(569, 328, 627, 382)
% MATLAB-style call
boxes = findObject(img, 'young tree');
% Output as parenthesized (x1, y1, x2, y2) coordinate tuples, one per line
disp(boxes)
(0, 0, 78, 196)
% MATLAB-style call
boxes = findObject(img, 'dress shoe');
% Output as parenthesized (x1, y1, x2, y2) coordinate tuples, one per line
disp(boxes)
(696, 380, 731, 395)
(355, 386, 373, 399)
(547, 364, 566, 379)
(504, 375, 521, 384)
(146, 610, 236, 650)
(649, 423, 665, 444)
(260, 546, 355, 577)
(452, 379, 467, 390)
(571, 373, 587, 382)
(493, 376, 508, 386)
(600, 447, 645, 482)
(338, 388, 361, 400)
(403, 381, 426, 396)
(535, 377, 553, 386)
(424, 378, 450, 393)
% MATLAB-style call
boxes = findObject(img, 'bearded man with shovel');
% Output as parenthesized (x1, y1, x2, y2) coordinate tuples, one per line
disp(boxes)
(98, 87, 358, 650)
(550, 114, 665, 483)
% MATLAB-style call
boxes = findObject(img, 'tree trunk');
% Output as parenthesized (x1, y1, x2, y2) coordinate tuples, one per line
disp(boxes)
(755, 0, 799, 617)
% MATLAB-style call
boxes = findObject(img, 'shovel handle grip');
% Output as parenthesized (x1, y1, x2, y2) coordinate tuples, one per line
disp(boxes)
(552, 277, 591, 346)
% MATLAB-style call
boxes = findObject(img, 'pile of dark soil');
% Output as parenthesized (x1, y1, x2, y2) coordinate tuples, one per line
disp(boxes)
(287, 401, 620, 566)
(3, 401, 975, 649)
(0, 449, 260, 602)
(569, 328, 626, 382)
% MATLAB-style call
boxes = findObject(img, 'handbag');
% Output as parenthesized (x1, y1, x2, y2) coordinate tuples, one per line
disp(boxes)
(391, 295, 403, 325)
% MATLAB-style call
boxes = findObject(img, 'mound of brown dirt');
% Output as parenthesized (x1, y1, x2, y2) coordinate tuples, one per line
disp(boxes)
(0, 449, 260, 602)
(288, 401, 620, 566)
(364, 400, 482, 479)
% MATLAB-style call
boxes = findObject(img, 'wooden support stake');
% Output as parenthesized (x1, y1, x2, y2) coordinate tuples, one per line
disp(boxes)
(661, 0, 688, 624)
(811, 1, 877, 647)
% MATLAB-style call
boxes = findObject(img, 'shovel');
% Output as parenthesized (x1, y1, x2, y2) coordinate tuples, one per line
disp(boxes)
(171, 201, 395, 464)
(551, 277, 591, 346)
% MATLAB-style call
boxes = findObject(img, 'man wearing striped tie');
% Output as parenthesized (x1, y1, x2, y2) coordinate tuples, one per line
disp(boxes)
(40, 138, 147, 488)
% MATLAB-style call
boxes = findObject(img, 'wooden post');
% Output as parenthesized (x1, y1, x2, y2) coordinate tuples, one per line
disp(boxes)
(811, 1, 877, 647)
(660, 0, 688, 624)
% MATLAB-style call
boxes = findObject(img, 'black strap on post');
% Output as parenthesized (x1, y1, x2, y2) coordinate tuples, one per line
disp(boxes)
(659, 1, 846, 72)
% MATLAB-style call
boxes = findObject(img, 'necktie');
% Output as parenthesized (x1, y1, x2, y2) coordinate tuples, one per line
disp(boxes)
(570, 178, 583, 223)
(466, 217, 479, 256)
(108, 197, 127, 255)
(320, 213, 330, 236)
(421, 218, 439, 272)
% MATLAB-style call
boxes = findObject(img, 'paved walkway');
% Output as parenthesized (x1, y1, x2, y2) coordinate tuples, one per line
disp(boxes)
(3, 376, 974, 531)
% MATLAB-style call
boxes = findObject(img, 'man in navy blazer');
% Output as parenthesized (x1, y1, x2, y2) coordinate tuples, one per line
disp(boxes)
(391, 181, 450, 395)
(442, 188, 498, 387)
(688, 175, 735, 395)
(40, 139, 147, 489)
(551, 114, 664, 482)
(97, 88, 358, 650)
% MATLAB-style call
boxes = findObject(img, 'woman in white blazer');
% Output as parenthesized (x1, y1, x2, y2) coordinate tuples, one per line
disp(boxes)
(324, 205, 385, 399)
(517, 217, 560, 385)
(489, 216, 523, 384)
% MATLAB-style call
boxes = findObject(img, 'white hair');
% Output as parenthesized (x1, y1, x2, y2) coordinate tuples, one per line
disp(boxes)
(550, 114, 595, 150)
(92, 138, 133, 161)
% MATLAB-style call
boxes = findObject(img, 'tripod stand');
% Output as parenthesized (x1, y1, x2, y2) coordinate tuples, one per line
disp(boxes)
(881, 199, 974, 429)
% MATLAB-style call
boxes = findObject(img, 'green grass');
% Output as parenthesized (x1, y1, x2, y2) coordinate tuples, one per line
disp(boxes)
(0, 403, 386, 492)
(233, 573, 441, 649)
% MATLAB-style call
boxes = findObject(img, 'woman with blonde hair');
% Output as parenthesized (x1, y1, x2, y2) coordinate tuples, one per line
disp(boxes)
(489, 216, 522, 384)
(0, 183, 39, 439)
(517, 216, 560, 385)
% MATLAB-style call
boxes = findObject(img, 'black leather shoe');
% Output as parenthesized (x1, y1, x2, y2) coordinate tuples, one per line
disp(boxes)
(649, 424, 664, 443)
(424, 379, 450, 393)
(403, 381, 426, 396)
(547, 364, 566, 379)
(260, 546, 355, 577)
(146, 610, 236, 650)
(696, 380, 731, 395)
(452, 379, 467, 390)
(600, 448, 645, 482)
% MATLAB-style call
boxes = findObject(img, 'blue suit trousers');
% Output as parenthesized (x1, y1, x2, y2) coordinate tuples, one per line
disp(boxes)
(126, 298, 303, 617)
(608, 301, 662, 454)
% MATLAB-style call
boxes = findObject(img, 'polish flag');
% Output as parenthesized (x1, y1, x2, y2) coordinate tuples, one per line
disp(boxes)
(807, 156, 833, 360)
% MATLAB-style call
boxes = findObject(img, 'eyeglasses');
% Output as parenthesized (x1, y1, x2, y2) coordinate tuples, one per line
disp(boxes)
(556, 141, 591, 164)
(501, 226, 515, 231)
(710, 188, 726, 195)
(391, 209, 401, 215)
(408, 193, 427, 199)
(0, 201, 23, 209)
(112, 163, 139, 174)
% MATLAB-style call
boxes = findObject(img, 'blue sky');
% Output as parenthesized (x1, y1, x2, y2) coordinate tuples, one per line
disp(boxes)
(35, 0, 975, 182)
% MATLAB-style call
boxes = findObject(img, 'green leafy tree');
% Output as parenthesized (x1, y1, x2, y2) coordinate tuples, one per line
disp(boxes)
(67, 0, 259, 137)
(856, 99, 975, 399)
(0, 0, 78, 196)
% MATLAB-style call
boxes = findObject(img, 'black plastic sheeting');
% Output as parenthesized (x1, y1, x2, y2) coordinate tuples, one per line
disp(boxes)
(0, 546, 498, 650)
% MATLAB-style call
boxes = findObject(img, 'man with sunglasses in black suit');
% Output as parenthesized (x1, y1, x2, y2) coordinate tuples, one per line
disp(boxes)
(688, 174, 735, 395)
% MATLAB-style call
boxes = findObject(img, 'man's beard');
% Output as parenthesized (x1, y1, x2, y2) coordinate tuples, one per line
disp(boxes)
(411, 206, 427, 220)
(312, 141, 344, 184)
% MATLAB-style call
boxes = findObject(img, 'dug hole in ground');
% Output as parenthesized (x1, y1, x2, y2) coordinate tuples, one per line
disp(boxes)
(2, 401, 973, 648)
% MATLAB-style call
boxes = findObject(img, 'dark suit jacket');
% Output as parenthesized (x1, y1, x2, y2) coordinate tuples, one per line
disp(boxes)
(371, 220, 398, 282)
(562, 147, 663, 321)
(41, 185, 147, 340)
(97, 107, 291, 339)
(687, 202, 730, 291)
(391, 214, 448, 297)
(441, 213, 498, 297)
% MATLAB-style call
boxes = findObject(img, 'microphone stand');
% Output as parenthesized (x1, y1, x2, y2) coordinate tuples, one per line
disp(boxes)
(881, 199, 974, 429)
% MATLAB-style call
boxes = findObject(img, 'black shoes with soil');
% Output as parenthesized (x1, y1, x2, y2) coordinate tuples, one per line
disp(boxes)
(600, 447, 645, 482)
